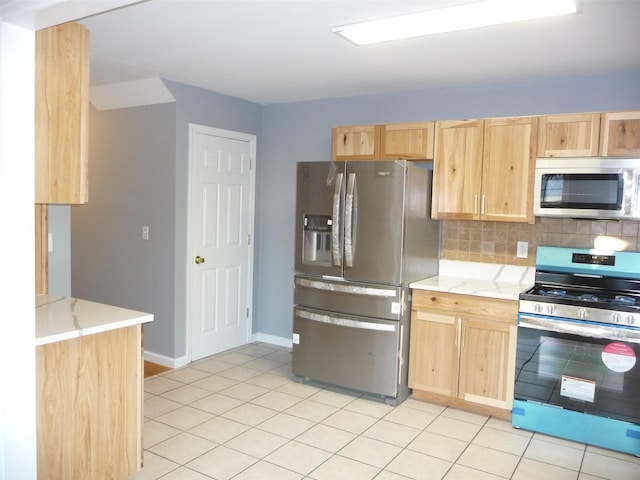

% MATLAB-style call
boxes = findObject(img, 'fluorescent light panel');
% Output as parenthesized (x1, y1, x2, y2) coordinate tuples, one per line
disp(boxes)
(333, 0, 577, 45)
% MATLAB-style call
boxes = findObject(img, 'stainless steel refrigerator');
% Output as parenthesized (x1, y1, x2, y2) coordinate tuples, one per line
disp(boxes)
(292, 160, 440, 405)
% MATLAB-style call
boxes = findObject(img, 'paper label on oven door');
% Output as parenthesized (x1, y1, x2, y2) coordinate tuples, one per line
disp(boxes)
(602, 342, 636, 373)
(561, 375, 596, 403)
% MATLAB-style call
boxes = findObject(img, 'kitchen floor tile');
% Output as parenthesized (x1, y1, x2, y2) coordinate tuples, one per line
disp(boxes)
(309, 454, 380, 480)
(456, 444, 520, 478)
(338, 435, 403, 469)
(264, 440, 332, 476)
(148, 432, 216, 465)
(385, 449, 453, 480)
(362, 419, 421, 448)
(185, 445, 257, 479)
(295, 423, 357, 453)
(131, 343, 640, 480)
(512, 458, 580, 480)
(524, 437, 584, 471)
(407, 430, 468, 462)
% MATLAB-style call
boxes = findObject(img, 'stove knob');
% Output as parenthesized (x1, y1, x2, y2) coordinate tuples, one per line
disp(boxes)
(534, 304, 543, 313)
(612, 313, 621, 323)
(546, 305, 555, 314)
(627, 315, 635, 325)
(578, 308, 587, 319)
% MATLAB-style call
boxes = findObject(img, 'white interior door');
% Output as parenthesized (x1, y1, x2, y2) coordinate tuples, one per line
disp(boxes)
(188, 125, 255, 361)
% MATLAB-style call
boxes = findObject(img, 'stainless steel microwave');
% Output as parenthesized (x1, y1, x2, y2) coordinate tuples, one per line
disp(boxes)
(534, 157, 640, 220)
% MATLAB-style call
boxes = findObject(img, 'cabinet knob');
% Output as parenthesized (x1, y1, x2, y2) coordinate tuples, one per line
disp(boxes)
(194, 256, 205, 264)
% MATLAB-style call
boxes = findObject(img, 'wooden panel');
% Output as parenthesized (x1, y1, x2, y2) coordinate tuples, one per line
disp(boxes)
(482, 116, 537, 223)
(36, 326, 142, 479)
(408, 310, 459, 397)
(331, 125, 379, 160)
(432, 119, 484, 220)
(538, 113, 601, 157)
(600, 110, 640, 156)
(35, 22, 89, 204)
(35, 204, 48, 294)
(380, 122, 435, 160)
(412, 289, 518, 322)
(458, 319, 514, 410)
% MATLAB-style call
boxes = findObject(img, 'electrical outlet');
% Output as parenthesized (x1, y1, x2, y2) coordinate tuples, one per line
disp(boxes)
(517, 241, 528, 258)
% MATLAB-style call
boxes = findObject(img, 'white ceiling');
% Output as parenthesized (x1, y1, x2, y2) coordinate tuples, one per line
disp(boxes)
(78, 0, 640, 105)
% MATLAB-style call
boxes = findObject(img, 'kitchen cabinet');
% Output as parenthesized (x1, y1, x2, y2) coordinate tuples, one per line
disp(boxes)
(36, 295, 151, 480)
(332, 125, 379, 160)
(537, 113, 601, 157)
(408, 289, 517, 418)
(431, 116, 537, 223)
(35, 21, 89, 204)
(380, 121, 435, 160)
(599, 110, 640, 156)
(331, 122, 435, 160)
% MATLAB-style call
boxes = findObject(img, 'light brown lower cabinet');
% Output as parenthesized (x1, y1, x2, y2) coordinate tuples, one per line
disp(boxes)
(36, 325, 143, 479)
(408, 289, 517, 419)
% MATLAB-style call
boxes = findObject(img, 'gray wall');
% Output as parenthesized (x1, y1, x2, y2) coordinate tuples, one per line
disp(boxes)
(71, 102, 178, 355)
(255, 71, 640, 340)
(62, 71, 640, 360)
(48, 205, 71, 295)
(70, 80, 262, 359)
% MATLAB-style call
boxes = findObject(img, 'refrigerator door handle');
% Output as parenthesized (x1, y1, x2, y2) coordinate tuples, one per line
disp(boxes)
(344, 172, 357, 268)
(331, 172, 344, 266)
(296, 308, 397, 332)
(295, 276, 397, 297)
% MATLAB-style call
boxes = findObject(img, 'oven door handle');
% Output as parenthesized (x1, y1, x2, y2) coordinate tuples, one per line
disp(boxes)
(519, 314, 640, 344)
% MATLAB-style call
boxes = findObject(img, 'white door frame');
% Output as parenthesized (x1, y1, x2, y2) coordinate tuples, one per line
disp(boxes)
(186, 123, 256, 362)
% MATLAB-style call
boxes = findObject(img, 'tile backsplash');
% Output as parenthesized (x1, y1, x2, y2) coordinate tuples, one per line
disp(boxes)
(441, 217, 640, 266)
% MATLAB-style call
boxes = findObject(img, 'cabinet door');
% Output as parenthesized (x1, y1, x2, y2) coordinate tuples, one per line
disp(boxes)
(331, 125, 379, 160)
(408, 309, 459, 397)
(380, 122, 435, 160)
(538, 113, 600, 157)
(600, 111, 640, 156)
(432, 119, 484, 220)
(458, 319, 516, 410)
(482, 117, 537, 223)
(35, 22, 89, 204)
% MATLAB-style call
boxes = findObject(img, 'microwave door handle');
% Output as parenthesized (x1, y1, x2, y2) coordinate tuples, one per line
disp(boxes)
(332, 173, 343, 266)
(344, 172, 356, 268)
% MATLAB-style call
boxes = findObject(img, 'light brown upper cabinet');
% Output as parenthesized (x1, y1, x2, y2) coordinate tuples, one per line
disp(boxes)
(537, 113, 601, 157)
(35, 22, 89, 204)
(379, 122, 435, 160)
(600, 110, 640, 156)
(331, 125, 380, 160)
(432, 117, 537, 223)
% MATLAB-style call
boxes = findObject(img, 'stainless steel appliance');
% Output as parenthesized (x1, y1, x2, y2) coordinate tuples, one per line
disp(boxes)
(534, 157, 640, 220)
(513, 246, 640, 455)
(292, 160, 440, 405)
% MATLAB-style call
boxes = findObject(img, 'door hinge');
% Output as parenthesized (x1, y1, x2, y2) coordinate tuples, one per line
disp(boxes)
(247, 233, 251, 245)
(250, 159, 253, 170)
(246, 307, 250, 318)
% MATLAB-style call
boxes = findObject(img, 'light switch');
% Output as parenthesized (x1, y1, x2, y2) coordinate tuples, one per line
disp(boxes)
(142, 226, 149, 240)
(48, 233, 53, 252)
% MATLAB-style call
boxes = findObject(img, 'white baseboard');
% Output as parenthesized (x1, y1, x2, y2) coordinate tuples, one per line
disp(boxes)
(252, 332, 292, 348)
(144, 350, 189, 369)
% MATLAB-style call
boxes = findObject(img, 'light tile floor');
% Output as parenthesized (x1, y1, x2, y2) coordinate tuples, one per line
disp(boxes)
(130, 343, 640, 480)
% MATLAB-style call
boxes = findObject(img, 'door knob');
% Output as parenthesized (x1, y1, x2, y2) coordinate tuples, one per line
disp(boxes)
(194, 256, 205, 264)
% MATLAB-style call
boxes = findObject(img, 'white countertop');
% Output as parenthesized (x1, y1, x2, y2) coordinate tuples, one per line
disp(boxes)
(36, 294, 153, 346)
(410, 260, 535, 301)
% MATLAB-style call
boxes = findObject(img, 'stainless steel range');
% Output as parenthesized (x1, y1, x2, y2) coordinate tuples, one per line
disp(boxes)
(513, 246, 640, 456)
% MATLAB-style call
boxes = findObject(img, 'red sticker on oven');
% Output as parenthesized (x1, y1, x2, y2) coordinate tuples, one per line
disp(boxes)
(602, 342, 636, 373)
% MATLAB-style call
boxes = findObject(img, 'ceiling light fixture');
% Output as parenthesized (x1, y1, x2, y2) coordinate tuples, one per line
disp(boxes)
(333, 0, 577, 45)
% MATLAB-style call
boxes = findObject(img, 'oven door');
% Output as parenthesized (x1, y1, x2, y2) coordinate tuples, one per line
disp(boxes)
(515, 314, 640, 424)
(513, 314, 640, 455)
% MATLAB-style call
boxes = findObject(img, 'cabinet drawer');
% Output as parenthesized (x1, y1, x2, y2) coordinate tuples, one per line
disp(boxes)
(412, 289, 517, 323)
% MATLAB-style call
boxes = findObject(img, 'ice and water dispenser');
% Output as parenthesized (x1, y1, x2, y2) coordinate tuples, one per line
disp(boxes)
(302, 214, 332, 265)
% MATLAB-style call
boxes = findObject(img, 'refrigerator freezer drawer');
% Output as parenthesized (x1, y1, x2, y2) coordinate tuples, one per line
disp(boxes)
(292, 306, 404, 400)
(294, 275, 406, 321)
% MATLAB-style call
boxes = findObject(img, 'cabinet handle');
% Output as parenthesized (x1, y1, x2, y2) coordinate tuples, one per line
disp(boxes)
(473, 195, 478, 215)
(481, 195, 486, 215)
